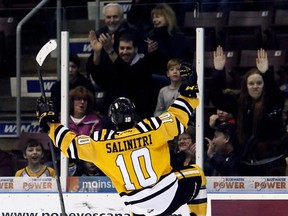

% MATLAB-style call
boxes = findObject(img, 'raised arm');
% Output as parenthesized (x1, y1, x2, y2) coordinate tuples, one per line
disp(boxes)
(98, 33, 118, 63)
(213, 45, 226, 71)
(256, 48, 269, 74)
(89, 30, 103, 65)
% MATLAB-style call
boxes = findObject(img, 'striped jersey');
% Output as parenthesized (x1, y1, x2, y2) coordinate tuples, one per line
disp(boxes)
(15, 165, 56, 177)
(48, 95, 199, 214)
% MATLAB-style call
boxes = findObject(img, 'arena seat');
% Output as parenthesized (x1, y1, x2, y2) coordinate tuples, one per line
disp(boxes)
(0, 17, 17, 38)
(266, 9, 288, 51)
(184, 27, 217, 52)
(273, 9, 288, 25)
(183, 11, 228, 34)
(0, 31, 6, 71)
(227, 10, 273, 33)
(219, 10, 274, 51)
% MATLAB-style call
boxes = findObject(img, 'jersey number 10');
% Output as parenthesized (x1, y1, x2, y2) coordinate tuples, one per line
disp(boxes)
(116, 147, 158, 190)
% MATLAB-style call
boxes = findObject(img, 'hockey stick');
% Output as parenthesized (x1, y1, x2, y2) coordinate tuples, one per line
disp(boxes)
(36, 39, 57, 102)
(36, 40, 67, 215)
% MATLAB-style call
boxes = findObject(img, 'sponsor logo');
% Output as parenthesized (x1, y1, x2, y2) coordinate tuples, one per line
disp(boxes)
(0, 122, 40, 135)
(254, 178, 286, 191)
(213, 178, 245, 191)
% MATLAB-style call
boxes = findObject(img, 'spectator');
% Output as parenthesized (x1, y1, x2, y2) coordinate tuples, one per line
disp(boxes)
(145, 3, 190, 76)
(50, 54, 95, 116)
(154, 58, 182, 117)
(211, 46, 288, 176)
(86, 3, 139, 80)
(0, 149, 13, 176)
(68, 86, 103, 136)
(208, 94, 236, 129)
(171, 125, 196, 169)
(96, 3, 131, 39)
(15, 139, 55, 177)
(205, 123, 240, 176)
(74, 160, 105, 176)
(88, 32, 155, 119)
(68, 86, 113, 176)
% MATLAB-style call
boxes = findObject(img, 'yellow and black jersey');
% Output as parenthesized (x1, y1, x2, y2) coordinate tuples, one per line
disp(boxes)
(15, 165, 56, 177)
(49, 96, 199, 195)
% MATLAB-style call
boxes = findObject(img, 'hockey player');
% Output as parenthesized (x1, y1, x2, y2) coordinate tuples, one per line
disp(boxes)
(36, 62, 207, 216)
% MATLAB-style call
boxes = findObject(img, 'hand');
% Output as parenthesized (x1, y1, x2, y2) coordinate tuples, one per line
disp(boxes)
(89, 30, 103, 53)
(205, 137, 216, 158)
(213, 45, 226, 70)
(145, 38, 158, 53)
(189, 143, 196, 159)
(98, 33, 115, 53)
(178, 62, 198, 98)
(256, 48, 268, 73)
(209, 114, 219, 128)
(36, 97, 59, 133)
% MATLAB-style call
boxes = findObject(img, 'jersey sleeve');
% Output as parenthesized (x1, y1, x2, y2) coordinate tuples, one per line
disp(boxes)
(168, 95, 199, 127)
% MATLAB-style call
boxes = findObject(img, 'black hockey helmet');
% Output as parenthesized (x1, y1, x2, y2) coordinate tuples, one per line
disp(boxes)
(108, 97, 137, 130)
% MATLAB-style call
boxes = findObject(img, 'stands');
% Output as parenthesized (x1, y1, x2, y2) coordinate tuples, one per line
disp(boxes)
(182, 11, 228, 52)
(0, 1, 288, 177)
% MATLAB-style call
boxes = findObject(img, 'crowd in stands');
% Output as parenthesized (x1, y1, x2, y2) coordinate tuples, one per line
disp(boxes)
(1, 1, 288, 178)
(208, 46, 288, 176)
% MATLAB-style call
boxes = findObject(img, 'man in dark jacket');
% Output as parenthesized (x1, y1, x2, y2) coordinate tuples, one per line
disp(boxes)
(87, 31, 156, 119)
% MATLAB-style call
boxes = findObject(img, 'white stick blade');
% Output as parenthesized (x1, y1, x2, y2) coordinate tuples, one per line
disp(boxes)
(36, 40, 57, 66)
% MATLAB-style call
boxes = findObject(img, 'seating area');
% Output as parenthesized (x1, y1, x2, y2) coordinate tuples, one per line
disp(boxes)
(183, 7, 288, 105)
(182, 8, 288, 53)
(0, 2, 287, 153)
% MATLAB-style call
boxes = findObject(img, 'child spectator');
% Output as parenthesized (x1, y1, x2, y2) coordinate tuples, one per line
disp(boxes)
(205, 123, 240, 176)
(15, 139, 55, 177)
(209, 93, 236, 129)
(154, 58, 182, 116)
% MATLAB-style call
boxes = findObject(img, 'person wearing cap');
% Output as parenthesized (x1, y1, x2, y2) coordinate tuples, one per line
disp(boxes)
(208, 93, 236, 130)
(205, 123, 240, 176)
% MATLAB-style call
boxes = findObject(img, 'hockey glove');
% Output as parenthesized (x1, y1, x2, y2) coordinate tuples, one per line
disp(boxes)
(36, 96, 59, 133)
(178, 62, 199, 98)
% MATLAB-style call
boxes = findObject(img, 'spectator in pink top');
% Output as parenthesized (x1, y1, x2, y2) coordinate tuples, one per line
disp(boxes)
(69, 86, 103, 135)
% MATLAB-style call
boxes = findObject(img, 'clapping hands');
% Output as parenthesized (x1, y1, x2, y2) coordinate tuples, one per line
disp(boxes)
(89, 30, 115, 53)
(89, 30, 103, 53)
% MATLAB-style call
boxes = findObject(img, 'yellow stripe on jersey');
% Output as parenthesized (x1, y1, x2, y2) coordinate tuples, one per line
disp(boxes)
(174, 166, 201, 180)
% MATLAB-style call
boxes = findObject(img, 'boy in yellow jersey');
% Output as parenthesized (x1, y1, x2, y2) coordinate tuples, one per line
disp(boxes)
(15, 139, 55, 177)
(36, 62, 207, 215)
